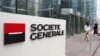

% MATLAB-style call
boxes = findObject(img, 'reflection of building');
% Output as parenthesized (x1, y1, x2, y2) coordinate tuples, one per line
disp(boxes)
(1, 0, 15, 13)
(38, 0, 97, 35)
(0, 0, 97, 36)
(86, 0, 97, 23)
(0, 0, 39, 15)
(38, 0, 60, 18)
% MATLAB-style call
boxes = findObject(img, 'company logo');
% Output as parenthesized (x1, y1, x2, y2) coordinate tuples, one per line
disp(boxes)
(4, 23, 25, 45)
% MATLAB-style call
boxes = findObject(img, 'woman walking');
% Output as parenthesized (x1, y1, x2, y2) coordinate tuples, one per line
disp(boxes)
(84, 22, 91, 42)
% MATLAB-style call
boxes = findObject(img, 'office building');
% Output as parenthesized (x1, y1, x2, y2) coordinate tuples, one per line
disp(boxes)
(0, 0, 97, 36)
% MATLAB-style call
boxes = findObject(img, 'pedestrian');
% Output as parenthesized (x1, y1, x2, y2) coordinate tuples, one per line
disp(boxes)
(94, 23, 100, 36)
(84, 22, 91, 42)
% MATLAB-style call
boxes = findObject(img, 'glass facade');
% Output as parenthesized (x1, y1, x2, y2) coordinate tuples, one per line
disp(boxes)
(86, 0, 97, 25)
(0, 0, 97, 36)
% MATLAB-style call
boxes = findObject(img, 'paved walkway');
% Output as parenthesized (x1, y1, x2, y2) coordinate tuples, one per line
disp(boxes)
(66, 31, 100, 56)
(92, 40, 100, 56)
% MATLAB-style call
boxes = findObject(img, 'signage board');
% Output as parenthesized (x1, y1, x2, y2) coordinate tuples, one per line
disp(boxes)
(0, 12, 66, 56)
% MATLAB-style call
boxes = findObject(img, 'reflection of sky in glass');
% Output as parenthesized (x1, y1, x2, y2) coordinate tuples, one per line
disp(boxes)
(97, 0, 100, 18)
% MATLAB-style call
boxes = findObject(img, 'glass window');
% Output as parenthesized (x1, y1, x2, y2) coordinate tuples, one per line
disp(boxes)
(61, 0, 72, 8)
(1, 0, 15, 13)
(16, 0, 27, 14)
(0, 0, 1, 11)
(38, 0, 58, 18)
(27, 0, 39, 16)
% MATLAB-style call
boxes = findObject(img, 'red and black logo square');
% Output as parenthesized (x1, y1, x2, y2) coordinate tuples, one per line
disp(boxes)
(4, 23, 25, 45)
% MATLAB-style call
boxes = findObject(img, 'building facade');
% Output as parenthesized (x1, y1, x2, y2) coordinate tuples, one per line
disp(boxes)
(0, 0, 97, 36)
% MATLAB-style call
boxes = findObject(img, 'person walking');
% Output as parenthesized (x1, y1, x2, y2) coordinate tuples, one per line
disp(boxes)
(84, 22, 91, 42)
(94, 23, 99, 35)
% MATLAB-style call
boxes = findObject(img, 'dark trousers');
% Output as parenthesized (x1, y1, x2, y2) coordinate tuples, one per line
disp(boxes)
(94, 29, 98, 35)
